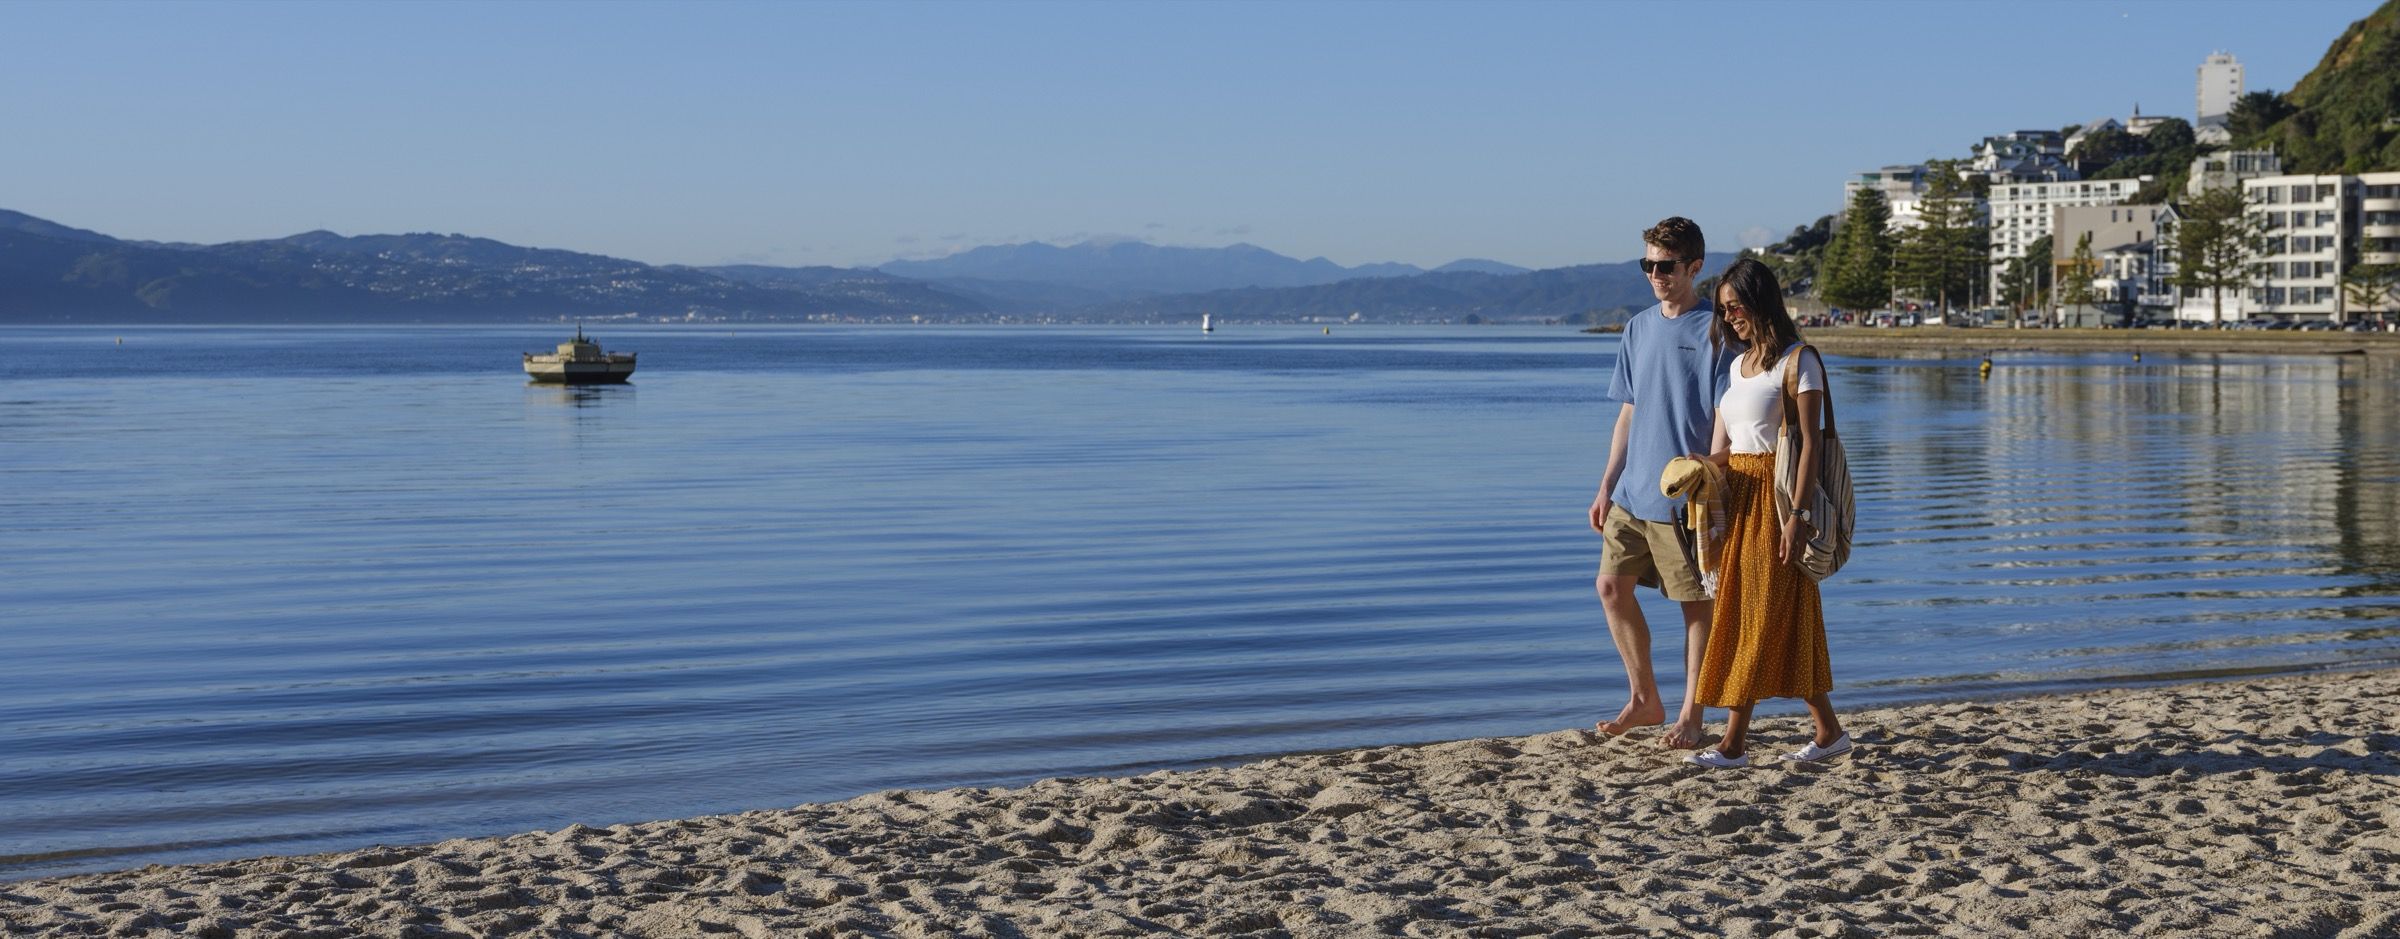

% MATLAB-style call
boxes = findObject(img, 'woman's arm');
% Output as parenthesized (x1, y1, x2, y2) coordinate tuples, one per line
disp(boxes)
(1779, 385, 1825, 565)
(1707, 408, 1730, 468)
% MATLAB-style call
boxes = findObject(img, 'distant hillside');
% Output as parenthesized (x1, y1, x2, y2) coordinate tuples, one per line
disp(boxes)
(0, 212, 989, 323)
(0, 209, 120, 244)
(880, 240, 1424, 299)
(1433, 258, 1532, 275)
(1086, 252, 1742, 323)
(2252, 1, 2400, 173)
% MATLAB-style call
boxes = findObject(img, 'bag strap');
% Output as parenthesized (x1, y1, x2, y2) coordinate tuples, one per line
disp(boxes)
(1778, 344, 1838, 437)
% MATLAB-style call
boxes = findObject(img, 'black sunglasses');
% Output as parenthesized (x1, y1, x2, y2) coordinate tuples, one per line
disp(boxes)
(1638, 257, 1693, 275)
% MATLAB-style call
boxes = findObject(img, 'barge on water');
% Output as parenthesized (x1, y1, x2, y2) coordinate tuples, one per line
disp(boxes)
(523, 327, 636, 384)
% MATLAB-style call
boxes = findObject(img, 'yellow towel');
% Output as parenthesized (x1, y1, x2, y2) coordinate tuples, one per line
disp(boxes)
(1661, 455, 1728, 595)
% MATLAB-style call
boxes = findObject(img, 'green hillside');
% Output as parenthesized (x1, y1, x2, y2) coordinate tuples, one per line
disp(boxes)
(2253, 0, 2400, 173)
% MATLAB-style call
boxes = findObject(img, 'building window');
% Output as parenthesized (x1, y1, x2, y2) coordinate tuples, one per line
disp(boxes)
(2319, 184, 2338, 201)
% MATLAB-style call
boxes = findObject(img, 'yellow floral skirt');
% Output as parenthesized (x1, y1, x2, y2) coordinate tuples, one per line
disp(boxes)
(1695, 451, 1833, 708)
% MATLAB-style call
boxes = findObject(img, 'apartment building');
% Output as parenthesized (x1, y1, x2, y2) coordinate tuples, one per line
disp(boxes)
(2239, 174, 2346, 320)
(2054, 204, 2174, 325)
(1988, 177, 2151, 304)
(2198, 53, 2243, 129)
(1846, 164, 1931, 229)
(2188, 149, 2281, 195)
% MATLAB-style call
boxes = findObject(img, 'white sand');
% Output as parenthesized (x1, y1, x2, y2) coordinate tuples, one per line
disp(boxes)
(6, 669, 2398, 937)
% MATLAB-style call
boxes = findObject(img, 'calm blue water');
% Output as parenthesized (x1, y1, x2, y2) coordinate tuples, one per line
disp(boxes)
(4, 325, 2397, 880)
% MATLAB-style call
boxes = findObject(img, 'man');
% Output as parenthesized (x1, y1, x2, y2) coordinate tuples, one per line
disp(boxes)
(1590, 216, 1738, 749)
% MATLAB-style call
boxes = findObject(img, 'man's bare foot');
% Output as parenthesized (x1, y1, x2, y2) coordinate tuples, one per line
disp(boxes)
(1595, 700, 1666, 736)
(1661, 713, 1706, 749)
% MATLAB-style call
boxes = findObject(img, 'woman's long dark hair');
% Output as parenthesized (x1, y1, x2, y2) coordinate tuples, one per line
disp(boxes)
(1711, 257, 1802, 364)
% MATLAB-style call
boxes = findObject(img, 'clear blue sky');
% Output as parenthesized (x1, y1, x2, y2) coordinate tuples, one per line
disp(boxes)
(0, 0, 2378, 270)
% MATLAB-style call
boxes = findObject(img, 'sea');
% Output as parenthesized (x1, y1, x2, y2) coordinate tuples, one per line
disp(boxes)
(4, 324, 2396, 880)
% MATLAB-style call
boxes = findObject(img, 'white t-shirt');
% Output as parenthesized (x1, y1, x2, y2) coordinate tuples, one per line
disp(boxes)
(1720, 347, 1826, 454)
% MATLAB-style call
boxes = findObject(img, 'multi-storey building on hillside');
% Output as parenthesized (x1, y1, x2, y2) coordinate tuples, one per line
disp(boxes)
(2242, 174, 2345, 320)
(2197, 52, 2243, 144)
(1988, 177, 2151, 305)
(1846, 164, 1932, 229)
(2199, 171, 2400, 323)
(2188, 149, 2282, 195)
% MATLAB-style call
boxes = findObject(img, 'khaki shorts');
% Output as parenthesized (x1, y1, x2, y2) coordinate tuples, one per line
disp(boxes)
(1598, 504, 1708, 602)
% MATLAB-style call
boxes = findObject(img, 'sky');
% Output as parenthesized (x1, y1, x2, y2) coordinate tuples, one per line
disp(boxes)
(0, 0, 2381, 271)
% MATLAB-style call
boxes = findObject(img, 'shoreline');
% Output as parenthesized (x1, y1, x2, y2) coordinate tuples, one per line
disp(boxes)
(1794, 325, 2400, 359)
(6, 667, 2395, 937)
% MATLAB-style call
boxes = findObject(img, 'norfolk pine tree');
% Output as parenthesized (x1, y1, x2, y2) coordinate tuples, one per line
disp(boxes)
(1821, 186, 1894, 314)
(2344, 263, 2397, 324)
(2171, 186, 2264, 327)
(1894, 159, 1984, 316)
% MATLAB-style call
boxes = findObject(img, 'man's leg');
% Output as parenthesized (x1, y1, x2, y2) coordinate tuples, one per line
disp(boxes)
(1594, 572, 1664, 734)
(1662, 598, 1712, 749)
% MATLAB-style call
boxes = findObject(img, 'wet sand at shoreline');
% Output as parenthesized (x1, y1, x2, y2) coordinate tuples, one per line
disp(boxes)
(5, 668, 2396, 937)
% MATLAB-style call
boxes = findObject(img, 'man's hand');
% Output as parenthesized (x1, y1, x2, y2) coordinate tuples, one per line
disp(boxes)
(1589, 495, 1612, 534)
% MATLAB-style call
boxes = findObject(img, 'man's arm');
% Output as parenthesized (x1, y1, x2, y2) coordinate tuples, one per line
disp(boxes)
(1590, 402, 1634, 533)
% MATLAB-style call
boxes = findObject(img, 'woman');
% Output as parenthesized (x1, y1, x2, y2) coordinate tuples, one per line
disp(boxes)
(1685, 258, 1849, 768)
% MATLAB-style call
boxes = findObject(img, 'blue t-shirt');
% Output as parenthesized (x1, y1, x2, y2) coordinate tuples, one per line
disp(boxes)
(1605, 301, 1739, 522)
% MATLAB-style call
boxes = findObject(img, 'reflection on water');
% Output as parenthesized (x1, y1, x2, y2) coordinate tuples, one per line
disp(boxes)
(1824, 353, 2400, 697)
(528, 382, 635, 408)
(0, 327, 2393, 881)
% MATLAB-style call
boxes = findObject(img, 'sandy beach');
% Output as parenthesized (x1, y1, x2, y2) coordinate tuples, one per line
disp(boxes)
(6, 668, 2396, 938)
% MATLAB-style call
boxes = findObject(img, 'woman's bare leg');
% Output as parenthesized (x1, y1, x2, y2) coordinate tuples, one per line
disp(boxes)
(1719, 703, 1755, 758)
(1802, 693, 1844, 747)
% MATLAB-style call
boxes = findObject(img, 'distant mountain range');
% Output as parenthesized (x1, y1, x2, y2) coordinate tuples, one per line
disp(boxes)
(0, 208, 1703, 324)
(881, 240, 1426, 302)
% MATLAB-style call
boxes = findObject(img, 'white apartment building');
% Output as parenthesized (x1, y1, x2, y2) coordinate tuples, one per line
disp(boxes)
(2240, 174, 2346, 320)
(1846, 164, 1930, 229)
(1988, 177, 2151, 303)
(2188, 149, 2282, 195)
(2356, 172, 2400, 269)
(2197, 52, 2244, 145)
(2198, 52, 2243, 127)
(2200, 170, 2400, 322)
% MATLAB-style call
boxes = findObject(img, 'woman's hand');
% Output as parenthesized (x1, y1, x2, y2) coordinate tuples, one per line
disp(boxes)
(1778, 515, 1807, 565)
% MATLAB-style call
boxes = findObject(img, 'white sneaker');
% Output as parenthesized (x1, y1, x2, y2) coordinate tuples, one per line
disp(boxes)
(1686, 748, 1750, 768)
(1784, 733, 1854, 763)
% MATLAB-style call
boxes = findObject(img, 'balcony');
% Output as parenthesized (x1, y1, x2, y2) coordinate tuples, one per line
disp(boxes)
(2364, 223, 2400, 238)
(2361, 197, 2400, 212)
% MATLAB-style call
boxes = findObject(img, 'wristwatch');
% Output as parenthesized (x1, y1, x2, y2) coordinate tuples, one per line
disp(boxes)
(1794, 507, 1813, 525)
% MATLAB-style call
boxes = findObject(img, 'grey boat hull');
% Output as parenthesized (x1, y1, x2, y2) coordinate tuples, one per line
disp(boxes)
(523, 359, 636, 384)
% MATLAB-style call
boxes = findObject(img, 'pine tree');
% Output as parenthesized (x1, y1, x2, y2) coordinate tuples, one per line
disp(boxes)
(2170, 186, 2264, 327)
(1893, 159, 1985, 316)
(1820, 186, 1894, 314)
